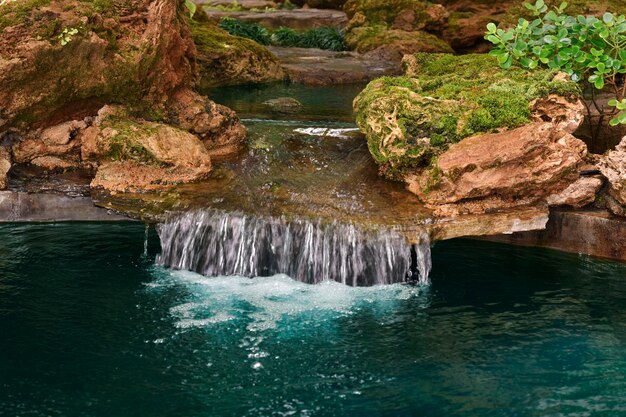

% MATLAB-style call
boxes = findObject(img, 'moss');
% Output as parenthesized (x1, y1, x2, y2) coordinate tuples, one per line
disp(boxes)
(100, 117, 162, 165)
(345, 24, 452, 54)
(354, 53, 581, 177)
(0, 0, 51, 31)
(344, 0, 429, 26)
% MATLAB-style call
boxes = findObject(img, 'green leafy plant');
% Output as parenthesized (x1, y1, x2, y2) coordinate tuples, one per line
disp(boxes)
(220, 18, 346, 51)
(218, 17, 271, 45)
(271, 26, 345, 51)
(58, 27, 79, 46)
(485, 0, 626, 127)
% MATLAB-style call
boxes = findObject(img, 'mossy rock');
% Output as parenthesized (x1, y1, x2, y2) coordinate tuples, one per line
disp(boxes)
(0, 0, 195, 130)
(344, 0, 430, 26)
(353, 53, 581, 179)
(191, 19, 284, 88)
(345, 24, 452, 54)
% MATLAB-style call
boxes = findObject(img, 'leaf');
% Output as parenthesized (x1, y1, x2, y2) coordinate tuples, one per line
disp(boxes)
(603, 13, 614, 24)
(487, 23, 497, 34)
(594, 77, 605, 89)
(608, 98, 619, 106)
(184, 0, 196, 18)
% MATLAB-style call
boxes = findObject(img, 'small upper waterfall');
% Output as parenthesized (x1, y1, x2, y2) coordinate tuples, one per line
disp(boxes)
(156, 210, 431, 286)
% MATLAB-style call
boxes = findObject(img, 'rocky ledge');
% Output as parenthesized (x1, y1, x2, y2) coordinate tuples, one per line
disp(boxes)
(0, 0, 246, 196)
(353, 53, 623, 218)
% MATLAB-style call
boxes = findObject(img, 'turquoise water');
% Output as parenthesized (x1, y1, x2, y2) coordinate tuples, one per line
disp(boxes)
(1, 223, 626, 416)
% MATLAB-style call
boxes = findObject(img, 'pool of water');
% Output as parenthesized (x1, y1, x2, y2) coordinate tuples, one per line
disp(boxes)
(205, 82, 366, 122)
(2, 223, 626, 416)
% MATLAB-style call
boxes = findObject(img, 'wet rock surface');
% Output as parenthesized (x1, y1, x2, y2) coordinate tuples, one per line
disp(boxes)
(269, 46, 400, 85)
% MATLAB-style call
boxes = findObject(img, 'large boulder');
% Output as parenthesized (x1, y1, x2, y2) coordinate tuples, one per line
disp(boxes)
(0, 0, 245, 152)
(354, 52, 594, 215)
(0, 0, 249, 195)
(354, 53, 581, 179)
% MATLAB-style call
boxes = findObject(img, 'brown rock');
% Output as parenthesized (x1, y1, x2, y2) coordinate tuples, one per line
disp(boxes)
(0, 147, 11, 190)
(546, 177, 603, 208)
(530, 94, 585, 135)
(30, 156, 78, 171)
(12, 120, 84, 166)
(167, 89, 247, 156)
(407, 123, 588, 214)
(0, 0, 196, 130)
(598, 136, 626, 215)
(91, 161, 211, 194)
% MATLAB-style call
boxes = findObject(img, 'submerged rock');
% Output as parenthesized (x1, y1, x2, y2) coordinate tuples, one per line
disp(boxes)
(263, 97, 303, 113)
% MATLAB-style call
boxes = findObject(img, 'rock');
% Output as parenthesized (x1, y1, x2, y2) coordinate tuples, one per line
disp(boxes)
(203, 8, 349, 30)
(12, 120, 86, 167)
(269, 46, 399, 86)
(405, 123, 588, 215)
(354, 53, 581, 179)
(598, 136, 626, 216)
(31, 156, 78, 171)
(0, 0, 194, 129)
(0, 0, 245, 160)
(546, 177, 603, 208)
(342, 0, 452, 61)
(191, 20, 285, 88)
(91, 161, 211, 193)
(263, 97, 303, 113)
(167, 89, 247, 155)
(87, 106, 213, 193)
(199, 0, 277, 10)
(0, 147, 11, 190)
(344, 25, 453, 57)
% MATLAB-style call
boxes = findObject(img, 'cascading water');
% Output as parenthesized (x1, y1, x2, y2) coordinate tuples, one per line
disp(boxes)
(156, 210, 432, 286)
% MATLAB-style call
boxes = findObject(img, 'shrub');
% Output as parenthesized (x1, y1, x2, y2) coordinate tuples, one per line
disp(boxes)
(271, 26, 345, 51)
(220, 18, 346, 51)
(218, 17, 271, 45)
(485, 0, 626, 126)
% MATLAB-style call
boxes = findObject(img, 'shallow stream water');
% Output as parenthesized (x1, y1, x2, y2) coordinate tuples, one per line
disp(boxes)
(2, 223, 626, 417)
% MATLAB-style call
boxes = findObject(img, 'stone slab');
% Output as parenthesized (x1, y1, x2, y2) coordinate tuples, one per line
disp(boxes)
(479, 209, 626, 262)
(0, 191, 132, 222)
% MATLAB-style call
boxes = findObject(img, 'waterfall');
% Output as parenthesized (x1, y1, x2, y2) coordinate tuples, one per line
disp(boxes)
(156, 210, 431, 286)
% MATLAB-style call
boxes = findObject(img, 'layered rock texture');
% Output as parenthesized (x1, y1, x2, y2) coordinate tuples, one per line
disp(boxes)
(0, 0, 246, 193)
(354, 53, 604, 216)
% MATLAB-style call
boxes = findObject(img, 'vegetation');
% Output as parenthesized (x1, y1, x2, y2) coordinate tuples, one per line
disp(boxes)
(486, 0, 626, 126)
(218, 17, 347, 51)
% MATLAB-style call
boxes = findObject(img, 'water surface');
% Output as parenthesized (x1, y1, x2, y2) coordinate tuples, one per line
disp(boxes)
(1, 223, 626, 416)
